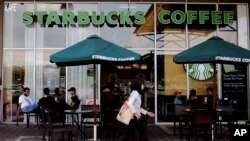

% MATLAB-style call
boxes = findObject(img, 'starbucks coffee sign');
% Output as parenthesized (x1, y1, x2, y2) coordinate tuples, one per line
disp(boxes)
(184, 63, 215, 80)
(22, 10, 234, 26)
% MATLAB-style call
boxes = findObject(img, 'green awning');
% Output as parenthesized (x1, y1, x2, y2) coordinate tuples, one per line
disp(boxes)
(49, 35, 141, 137)
(50, 35, 141, 66)
(173, 36, 250, 64)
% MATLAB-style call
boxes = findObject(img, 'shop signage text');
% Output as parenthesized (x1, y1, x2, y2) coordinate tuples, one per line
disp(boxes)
(215, 56, 250, 63)
(23, 10, 234, 26)
(92, 55, 136, 61)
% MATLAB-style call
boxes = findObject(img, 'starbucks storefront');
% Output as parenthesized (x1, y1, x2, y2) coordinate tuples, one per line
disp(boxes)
(0, 0, 249, 124)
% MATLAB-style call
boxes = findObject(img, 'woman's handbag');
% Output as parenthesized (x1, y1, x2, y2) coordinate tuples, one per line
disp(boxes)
(116, 101, 133, 125)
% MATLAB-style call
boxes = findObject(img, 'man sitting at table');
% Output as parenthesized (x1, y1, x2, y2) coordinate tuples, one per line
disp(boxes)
(38, 88, 63, 122)
(203, 87, 220, 109)
(62, 87, 80, 110)
(187, 89, 201, 109)
(38, 88, 57, 111)
(17, 87, 39, 116)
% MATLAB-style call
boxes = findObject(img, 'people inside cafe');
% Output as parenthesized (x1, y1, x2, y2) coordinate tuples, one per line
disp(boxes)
(173, 90, 183, 104)
(186, 89, 201, 109)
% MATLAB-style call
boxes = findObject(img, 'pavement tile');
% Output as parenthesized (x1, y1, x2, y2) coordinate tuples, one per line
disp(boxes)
(0, 123, 229, 141)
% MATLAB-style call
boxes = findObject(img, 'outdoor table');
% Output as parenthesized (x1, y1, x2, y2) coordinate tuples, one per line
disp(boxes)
(64, 109, 93, 128)
(64, 109, 93, 138)
(216, 107, 237, 123)
(173, 106, 192, 138)
(183, 108, 192, 113)
(80, 109, 102, 135)
(182, 108, 193, 120)
(216, 107, 238, 134)
(216, 108, 237, 113)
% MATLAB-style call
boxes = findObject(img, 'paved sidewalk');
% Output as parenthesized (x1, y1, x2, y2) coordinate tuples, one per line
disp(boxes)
(0, 123, 228, 141)
(0, 123, 180, 141)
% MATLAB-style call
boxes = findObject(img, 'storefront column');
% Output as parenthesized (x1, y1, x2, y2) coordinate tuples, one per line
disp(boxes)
(0, 0, 3, 123)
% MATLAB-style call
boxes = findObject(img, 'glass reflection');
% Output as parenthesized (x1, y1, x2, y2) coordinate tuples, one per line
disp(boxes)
(156, 4, 186, 49)
(100, 3, 154, 48)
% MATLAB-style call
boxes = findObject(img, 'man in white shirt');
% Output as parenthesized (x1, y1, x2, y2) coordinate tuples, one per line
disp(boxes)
(17, 87, 38, 116)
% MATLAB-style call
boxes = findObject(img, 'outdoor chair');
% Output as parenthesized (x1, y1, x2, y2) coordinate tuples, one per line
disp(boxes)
(189, 109, 215, 141)
(216, 104, 238, 134)
(100, 109, 123, 141)
(67, 100, 81, 127)
(40, 107, 73, 141)
(246, 120, 250, 125)
(81, 105, 102, 139)
(173, 104, 191, 138)
(16, 104, 39, 127)
(159, 102, 175, 121)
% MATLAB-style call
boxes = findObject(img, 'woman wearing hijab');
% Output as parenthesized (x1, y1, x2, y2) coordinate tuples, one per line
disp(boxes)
(119, 80, 155, 141)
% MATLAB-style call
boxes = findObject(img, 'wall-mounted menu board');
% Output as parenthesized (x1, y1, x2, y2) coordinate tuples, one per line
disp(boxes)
(221, 64, 247, 105)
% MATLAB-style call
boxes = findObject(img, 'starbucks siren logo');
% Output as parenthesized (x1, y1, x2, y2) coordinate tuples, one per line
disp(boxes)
(184, 63, 215, 80)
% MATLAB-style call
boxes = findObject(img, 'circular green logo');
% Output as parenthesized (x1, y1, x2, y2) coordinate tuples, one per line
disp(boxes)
(184, 63, 215, 80)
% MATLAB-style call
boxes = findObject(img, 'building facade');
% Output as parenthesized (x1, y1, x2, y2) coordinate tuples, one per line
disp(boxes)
(0, 0, 249, 124)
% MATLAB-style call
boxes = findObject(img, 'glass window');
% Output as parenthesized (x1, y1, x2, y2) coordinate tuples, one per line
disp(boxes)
(67, 3, 99, 48)
(2, 2, 249, 124)
(100, 50, 154, 111)
(4, 3, 34, 49)
(218, 4, 237, 44)
(36, 3, 66, 48)
(220, 4, 248, 120)
(157, 53, 187, 122)
(35, 49, 65, 100)
(65, 3, 98, 105)
(100, 3, 154, 49)
(187, 4, 216, 99)
(3, 49, 35, 122)
(237, 4, 248, 49)
(156, 3, 186, 50)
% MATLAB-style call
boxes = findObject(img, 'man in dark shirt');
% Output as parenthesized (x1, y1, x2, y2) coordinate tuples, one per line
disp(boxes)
(187, 89, 201, 109)
(67, 87, 80, 109)
(54, 87, 66, 103)
(38, 88, 57, 111)
(203, 87, 219, 109)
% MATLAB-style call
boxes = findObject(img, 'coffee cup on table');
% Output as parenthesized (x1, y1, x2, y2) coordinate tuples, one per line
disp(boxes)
(204, 97, 207, 103)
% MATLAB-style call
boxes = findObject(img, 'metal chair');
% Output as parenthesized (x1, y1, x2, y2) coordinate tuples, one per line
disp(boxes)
(174, 104, 191, 138)
(100, 109, 123, 141)
(216, 104, 238, 134)
(246, 120, 250, 125)
(189, 109, 215, 141)
(16, 104, 38, 127)
(81, 105, 102, 139)
(40, 107, 73, 141)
